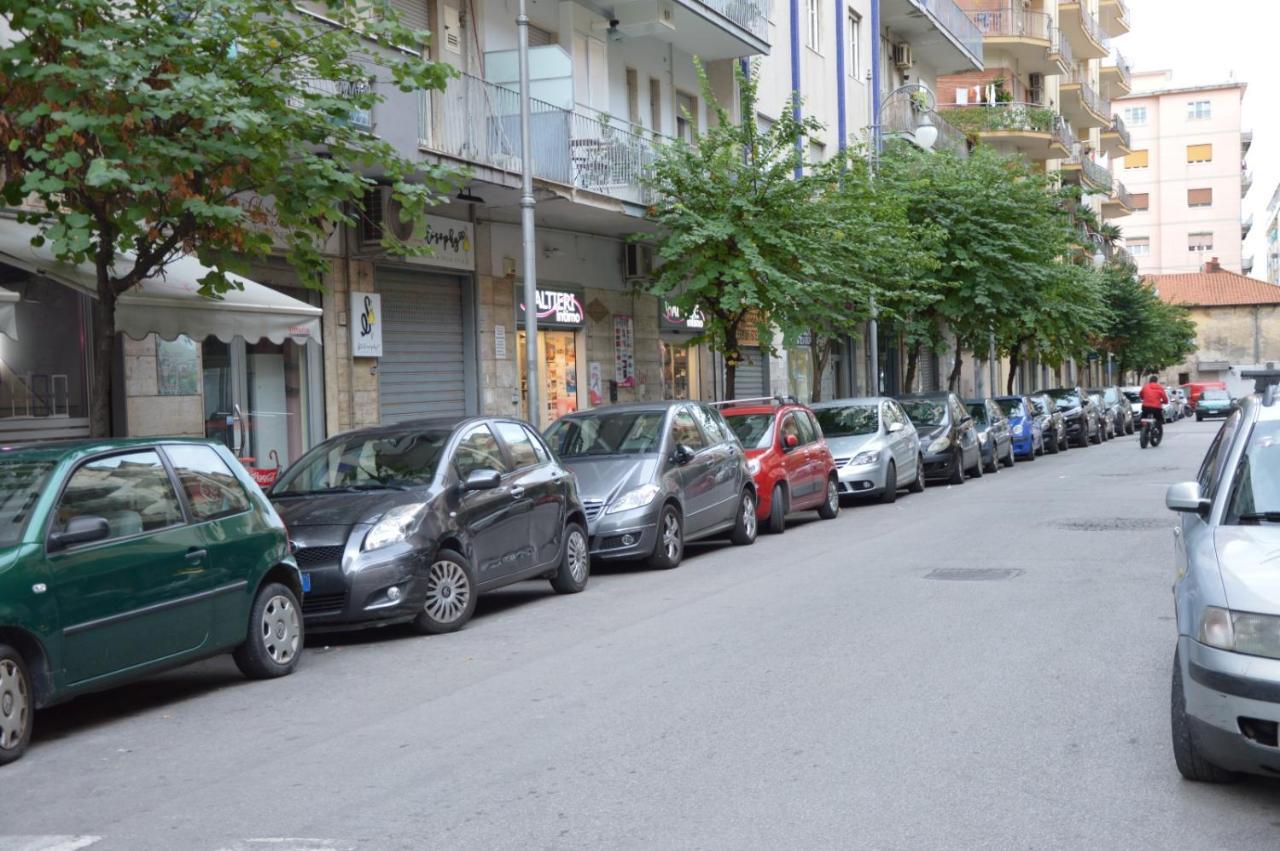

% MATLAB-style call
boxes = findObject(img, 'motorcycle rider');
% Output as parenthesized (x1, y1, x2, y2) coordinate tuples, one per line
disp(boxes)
(1139, 374, 1168, 440)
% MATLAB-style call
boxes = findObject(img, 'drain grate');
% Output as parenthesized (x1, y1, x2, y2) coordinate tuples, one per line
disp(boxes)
(924, 568, 1024, 581)
(1055, 517, 1167, 532)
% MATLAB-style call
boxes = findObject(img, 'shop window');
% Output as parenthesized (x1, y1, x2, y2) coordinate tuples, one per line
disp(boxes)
(661, 341, 695, 400)
(0, 276, 90, 436)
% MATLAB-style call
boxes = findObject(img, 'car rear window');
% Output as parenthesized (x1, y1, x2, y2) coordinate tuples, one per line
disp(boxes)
(996, 399, 1026, 417)
(813, 405, 879, 437)
(900, 400, 946, 427)
(0, 459, 55, 547)
(725, 413, 774, 450)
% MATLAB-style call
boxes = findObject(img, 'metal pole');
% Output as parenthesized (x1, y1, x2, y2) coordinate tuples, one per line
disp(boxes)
(867, 0, 882, 395)
(868, 296, 879, 395)
(988, 333, 997, 397)
(517, 0, 539, 425)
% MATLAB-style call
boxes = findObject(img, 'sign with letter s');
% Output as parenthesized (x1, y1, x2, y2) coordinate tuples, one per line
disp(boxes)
(351, 292, 383, 358)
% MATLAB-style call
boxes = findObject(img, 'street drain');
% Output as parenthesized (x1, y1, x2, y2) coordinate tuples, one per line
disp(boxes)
(1055, 517, 1167, 532)
(924, 568, 1023, 581)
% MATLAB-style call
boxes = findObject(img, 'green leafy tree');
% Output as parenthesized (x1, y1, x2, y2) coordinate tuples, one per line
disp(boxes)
(1105, 269, 1197, 378)
(641, 63, 845, 399)
(1, 0, 458, 435)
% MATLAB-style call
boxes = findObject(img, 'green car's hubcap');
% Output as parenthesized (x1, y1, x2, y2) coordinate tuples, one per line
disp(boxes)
(0, 659, 28, 750)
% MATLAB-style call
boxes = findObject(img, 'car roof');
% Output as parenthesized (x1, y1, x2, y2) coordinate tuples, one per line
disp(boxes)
(0, 436, 225, 463)
(720, 404, 796, 416)
(898, 393, 951, 401)
(810, 396, 892, 408)
(559, 400, 688, 417)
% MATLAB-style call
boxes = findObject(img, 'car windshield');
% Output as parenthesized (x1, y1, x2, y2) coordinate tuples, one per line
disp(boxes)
(273, 429, 448, 493)
(1089, 393, 1104, 407)
(1030, 396, 1050, 415)
(813, 405, 879, 437)
(725, 413, 775, 449)
(1104, 388, 1120, 404)
(997, 399, 1026, 417)
(900, 400, 946, 427)
(1124, 391, 1141, 403)
(967, 403, 989, 426)
(1202, 390, 1230, 401)
(1226, 421, 1280, 524)
(1048, 390, 1080, 410)
(544, 411, 666, 457)
(0, 459, 55, 546)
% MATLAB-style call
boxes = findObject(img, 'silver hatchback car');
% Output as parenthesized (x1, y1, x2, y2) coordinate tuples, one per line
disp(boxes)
(810, 397, 925, 503)
(1169, 390, 1280, 781)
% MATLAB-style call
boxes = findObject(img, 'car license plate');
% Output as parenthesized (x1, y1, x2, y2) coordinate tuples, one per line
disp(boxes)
(301, 572, 312, 593)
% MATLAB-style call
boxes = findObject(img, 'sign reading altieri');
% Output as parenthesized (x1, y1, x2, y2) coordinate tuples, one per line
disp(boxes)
(516, 285, 585, 328)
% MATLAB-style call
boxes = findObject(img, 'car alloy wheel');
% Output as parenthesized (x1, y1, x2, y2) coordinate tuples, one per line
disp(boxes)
(566, 528, 589, 584)
(0, 656, 29, 754)
(261, 594, 301, 665)
(425, 559, 472, 625)
(818, 477, 840, 518)
(661, 511, 681, 561)
(742, 493, 757, 538)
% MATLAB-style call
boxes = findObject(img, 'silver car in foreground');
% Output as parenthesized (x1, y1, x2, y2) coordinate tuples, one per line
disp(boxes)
(810, 397, 924, 503)
(1169, 391, 1280, 780)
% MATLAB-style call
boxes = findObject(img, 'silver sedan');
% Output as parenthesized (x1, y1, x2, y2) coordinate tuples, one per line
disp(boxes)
(811, 397, 924, 503)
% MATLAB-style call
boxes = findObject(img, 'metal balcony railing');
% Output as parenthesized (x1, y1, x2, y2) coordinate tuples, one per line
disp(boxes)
(1054, 117, 1076, 152)
(1106, 114, 1131, 150)
(1076, 2, 1103, 47)
(418, 72, 667, 205)
(1064, 67, 1110, 121)
(1081, 155, 1112, 189)
(291, 77, 374, 130)
(1109, 178, 1132, 209)
(967, 8, 1051, 42)
(941, 101, 1060, 136)
(698, 0, 769, 41)
(1243, 170, 1254, 196)
(912, 0, 985, 64)
(1051, 24, 1076, 70)
(882, 90, 970, 158)
(1244, 213, 1255, 235)
(1106, 45, 1132, 89)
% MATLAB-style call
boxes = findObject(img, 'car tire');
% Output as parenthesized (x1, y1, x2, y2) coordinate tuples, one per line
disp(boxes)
(880, 462, 898, 503)
(969, 448, 983, 478)
(817, 476, 840, 519)
(647, 505, 684, 570)
(1002, 442, 1015, 468)
(730, 489, 758, 545)
(0, 644, 33, 766)
(1047, 433, 1059, 454)
(233, 582, 303, 679)
(948, 448, 965, 485)
(1170, 647, 1236, 783)
(908, 455, 925, 493)
(982, 446, 998, 474)
(766, 484, 787, 534)
(1196, 413, 1203, 422)
(549, 522, 590, 594)
(410, 550, 478, 634)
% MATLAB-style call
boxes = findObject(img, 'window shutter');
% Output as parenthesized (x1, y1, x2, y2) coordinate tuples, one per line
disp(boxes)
(1130, 193, 1149, 210)
(1187, 143, 1213, 163)
(1188, 188, 1213, 207)
(1126, 149, 1149, 168)
(389, 0, 429, 34)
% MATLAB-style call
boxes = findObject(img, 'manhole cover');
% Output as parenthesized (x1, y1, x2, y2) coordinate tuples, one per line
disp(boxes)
(924, 568, 1023, 581)
(1055, 517, 1167, 531)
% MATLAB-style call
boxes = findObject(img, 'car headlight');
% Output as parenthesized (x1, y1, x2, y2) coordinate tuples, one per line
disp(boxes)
(746, 457, 761, 475)
(363, 503, 427, 552)
(851, 450, 879, 466)
(606, 483, 661, 514)
(1199, 607, 1280, 659)
(927, 436, 950, 454)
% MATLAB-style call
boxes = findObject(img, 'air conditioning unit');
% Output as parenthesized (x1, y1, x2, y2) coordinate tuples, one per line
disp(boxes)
(625, 243, 653, 279)
(893, 43, 913, 70)
(360, 187, 421, 246)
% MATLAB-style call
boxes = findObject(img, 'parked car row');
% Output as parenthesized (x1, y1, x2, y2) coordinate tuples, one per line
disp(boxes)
(0, 384, 1183, 765)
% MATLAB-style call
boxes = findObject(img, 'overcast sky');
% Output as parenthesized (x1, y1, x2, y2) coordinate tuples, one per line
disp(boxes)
(1122, 0, 1277, 277)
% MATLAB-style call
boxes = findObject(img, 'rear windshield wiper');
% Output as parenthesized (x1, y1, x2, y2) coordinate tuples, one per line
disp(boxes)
(1236, 512, 1280, 524)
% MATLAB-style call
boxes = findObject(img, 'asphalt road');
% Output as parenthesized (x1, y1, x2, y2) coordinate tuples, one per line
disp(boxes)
(4, 417, 1277, 851)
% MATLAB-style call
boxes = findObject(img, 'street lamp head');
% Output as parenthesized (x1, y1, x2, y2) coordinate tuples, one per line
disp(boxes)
(914, 119, 938, 152)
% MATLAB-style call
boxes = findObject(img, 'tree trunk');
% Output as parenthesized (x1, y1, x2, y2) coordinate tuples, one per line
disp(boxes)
(723, 325, 739, 400)
(947, 345, 964, 392)
(810, 336, 830, 403)
(1005, 340, 1022, 395)
(90, 246, 117, 437)
(903, 343, 921, 395)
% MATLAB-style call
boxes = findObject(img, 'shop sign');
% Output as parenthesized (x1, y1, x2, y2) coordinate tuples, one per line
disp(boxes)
(737, 309, 766, 348)
(660, 301, 705, 331)
(350, 292, 383, 357)
(494, 324, 507, 359)
(517, 286, 585, 328)
(614, 315, 635, 388)
(418, 215, 475, 271)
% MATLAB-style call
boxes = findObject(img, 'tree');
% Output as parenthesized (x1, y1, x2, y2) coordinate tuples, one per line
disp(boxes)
(1104, 268, 1197, 378)
(1, 0, 458, 435)
(641, 63, 841, 399)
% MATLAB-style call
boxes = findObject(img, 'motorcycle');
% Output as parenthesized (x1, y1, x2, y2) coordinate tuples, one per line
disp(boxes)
(1139, 412, 1163, 449)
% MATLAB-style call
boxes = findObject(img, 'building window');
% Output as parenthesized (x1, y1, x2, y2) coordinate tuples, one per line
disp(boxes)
(1188, 188, 1213, 208)
(1125, 149, 1149, 169)
(1188, 232, 1214, 253)
(1128, 237, 1150, 256)
(1188, 100, 1212, 120)
(1123, 106, 1148, 126)
(625, 68, 640, 126)
(809, 139, 826, 165)
(1130, 193, 1149, 211)
(806, 0, 820, 51)
(676, 90, 697, 143)
(1187, 143, 1213, 163)
(846, 11, 860, 78)
(649, 78, 662, 134)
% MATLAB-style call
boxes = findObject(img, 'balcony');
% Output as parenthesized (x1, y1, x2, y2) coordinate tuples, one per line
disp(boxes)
(418, 72, 666, 207)
(880, 0, 984, 74)
(939, 102, 1070, 160)
(1099, 0, 1131, 36)
(1049, 24, 1076, 77)
(1100, 44, 1132, 96)
(1243, 170, 1254, 197)
(610, 0, 769, 59)
(1060, 151, 1112, 193)
(1059, 71, 1110, 129)
(1103, 178, 1133, 218)
(1244, 255, 1255, 275)
(964, 8, 1059, 76)
(1057, 2, 1108, 59)
(1243, 129, 1254, 156)
(1244, 213, 1255, 238)
(1100, 114, 1131, 158)
(881, 89, 970, 158)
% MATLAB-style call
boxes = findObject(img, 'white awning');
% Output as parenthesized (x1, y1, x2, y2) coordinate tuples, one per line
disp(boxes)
(0, 287, 18, 340)
(0, 220, 321, 345)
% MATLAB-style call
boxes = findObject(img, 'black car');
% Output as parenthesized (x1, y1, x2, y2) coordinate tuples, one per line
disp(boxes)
(1038, 387, 1100, 448)
(899, 393, 982, 484)
(967, 398, 1016, 473)
(270, 418, 590, 635)
(1087, 391, 1114, 441)
(1029, 392, 1067, 453)
(1089, 385, 1133, 436)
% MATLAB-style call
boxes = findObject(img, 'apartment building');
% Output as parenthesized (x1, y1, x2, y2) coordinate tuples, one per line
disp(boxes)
(1263, 182, 1279, 284)
(1114, 72, 1249, 276)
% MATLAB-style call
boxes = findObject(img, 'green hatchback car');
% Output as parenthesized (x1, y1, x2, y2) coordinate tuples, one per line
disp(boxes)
(0, 438, 304, 765)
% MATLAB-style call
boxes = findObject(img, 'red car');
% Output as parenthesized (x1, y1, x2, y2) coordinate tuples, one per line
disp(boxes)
(719, 398, 840, 533)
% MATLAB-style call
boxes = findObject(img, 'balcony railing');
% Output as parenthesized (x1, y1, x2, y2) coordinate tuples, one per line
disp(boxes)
(291, 77, 374, 130)
(418, 72, 666, 205)
(1082, 156, 1112, 189)
(1244, 213, 1255, 235)
(1106, 114, 1131, 149)
(1109, 178, 1132, 209)
(1064, 68, 1110, 121)
(1243, 170, 1254, 196)
(1106, 45, 1132, 89)
(1051, 24, 1076, 70)
(940, 102, 1060, 136)
(967, 8, 1051, 42)
(882, 90, 969, 158)
(699, 0, 769, 41)
(1243, 129, 1254, 153)
(913, 0, 985, 64)
(1075, 2, 1104, 47)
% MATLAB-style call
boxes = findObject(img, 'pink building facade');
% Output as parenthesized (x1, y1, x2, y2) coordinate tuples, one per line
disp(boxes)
(1114, 72, 1248, 275)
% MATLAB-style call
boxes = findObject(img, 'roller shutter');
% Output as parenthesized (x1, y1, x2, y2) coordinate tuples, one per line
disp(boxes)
(377, 270, 466, 422)
(731, 346, 767, 398)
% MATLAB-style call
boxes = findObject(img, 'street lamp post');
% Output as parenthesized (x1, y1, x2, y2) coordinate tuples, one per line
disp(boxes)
(517, 0, 539, 424)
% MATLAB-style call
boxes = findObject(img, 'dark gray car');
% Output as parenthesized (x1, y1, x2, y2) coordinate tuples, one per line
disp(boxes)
(967, 398, 1015, 473)
(544, 401, 758, 570)
(1029, 392, 1067, 453)
(1038, 387, 1100, 448)
(900, 393, 983, 484)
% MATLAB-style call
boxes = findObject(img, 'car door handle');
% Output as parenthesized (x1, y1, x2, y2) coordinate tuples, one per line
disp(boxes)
(509, 486, 526, 498)
(185, 547, 208, 563)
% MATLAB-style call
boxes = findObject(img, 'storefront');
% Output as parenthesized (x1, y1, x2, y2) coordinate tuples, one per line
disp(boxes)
(658, 301, 704, 400)
(516, 285, 586, 428)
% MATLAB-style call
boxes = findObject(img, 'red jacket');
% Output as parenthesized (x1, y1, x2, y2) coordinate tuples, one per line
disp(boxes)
(1140, 383, 1169, 409)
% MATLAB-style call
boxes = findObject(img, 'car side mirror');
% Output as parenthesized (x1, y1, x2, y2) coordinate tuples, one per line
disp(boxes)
(887, 421, 904, 433)
(672, 444, 696, 465)
(782, 434, 799, 450)
(48, 515, 110, 550)
(462, 469, 501, 491)
(1166, 481, 1210, 516)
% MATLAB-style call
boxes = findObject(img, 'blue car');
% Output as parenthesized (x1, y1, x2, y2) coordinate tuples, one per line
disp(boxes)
(995, 395, 1045, 459)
